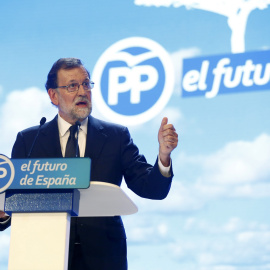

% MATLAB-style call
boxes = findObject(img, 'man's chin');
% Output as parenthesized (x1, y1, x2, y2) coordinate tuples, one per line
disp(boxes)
(73, 107, 91, 121)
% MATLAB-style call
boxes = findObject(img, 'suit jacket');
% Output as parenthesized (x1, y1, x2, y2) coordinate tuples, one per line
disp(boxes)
(5, 115, 173, 269)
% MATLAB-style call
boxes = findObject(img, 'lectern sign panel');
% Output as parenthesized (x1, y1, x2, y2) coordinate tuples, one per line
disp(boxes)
(0, 154, 91, 193)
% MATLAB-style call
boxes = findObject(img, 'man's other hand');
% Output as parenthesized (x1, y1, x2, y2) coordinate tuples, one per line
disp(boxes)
(0, 211, 9, 221)
(158, 117, 178, 167)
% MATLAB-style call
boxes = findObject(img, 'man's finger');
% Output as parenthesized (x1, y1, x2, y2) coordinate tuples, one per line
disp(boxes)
(162, 128, 178, 137)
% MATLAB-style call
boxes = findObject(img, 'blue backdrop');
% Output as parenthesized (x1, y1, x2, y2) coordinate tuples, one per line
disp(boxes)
(1, 1, 270, 269)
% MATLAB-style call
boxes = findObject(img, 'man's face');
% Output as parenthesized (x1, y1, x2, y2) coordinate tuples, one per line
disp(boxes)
(48, 67, 92, 124)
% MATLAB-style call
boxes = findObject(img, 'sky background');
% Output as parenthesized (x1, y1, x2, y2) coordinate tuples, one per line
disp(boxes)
(1, 1, 270, 269)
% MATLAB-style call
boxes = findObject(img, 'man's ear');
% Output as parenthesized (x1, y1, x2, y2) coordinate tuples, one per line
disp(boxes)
(48, 88, 59, 106)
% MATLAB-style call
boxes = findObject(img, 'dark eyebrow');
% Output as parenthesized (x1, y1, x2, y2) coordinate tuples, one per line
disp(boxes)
(68, 80, 78, 83)
(68, 78, 90, 83)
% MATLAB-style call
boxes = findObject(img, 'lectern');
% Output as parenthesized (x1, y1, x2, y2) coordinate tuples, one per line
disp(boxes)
(0, 155, 137, 270)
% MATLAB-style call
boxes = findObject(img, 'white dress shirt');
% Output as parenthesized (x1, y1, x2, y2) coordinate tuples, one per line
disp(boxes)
(58, 114, 88, 157)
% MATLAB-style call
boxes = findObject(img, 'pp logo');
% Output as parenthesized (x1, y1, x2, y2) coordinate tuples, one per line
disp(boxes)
(92, 37, 174, 125)
(0, 155, 15, 193)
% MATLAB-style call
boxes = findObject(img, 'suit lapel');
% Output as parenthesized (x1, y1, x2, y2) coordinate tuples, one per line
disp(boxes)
(85, 116, 107, 159)
(39, 115, 63, 158)
(37, 115, 107, 159)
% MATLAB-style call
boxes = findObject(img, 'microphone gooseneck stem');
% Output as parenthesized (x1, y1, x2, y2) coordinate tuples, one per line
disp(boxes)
(27, 117, 47, 158)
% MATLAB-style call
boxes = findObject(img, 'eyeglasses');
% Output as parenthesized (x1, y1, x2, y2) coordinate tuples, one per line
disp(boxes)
(57, 81, 94, 93)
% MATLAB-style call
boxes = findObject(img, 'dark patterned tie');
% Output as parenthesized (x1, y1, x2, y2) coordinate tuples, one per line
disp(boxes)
(65, 125, 80, 157)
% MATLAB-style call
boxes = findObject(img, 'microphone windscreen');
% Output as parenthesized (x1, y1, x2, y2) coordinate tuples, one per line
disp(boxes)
(40, 117, 47, 126)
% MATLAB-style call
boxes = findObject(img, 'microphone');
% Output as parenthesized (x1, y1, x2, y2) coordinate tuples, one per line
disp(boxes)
(27, 117, 47, 158)
(75, 121, 81, 158)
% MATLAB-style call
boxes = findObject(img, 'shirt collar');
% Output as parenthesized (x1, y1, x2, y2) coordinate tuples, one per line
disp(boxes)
(58, 113, 88, 137)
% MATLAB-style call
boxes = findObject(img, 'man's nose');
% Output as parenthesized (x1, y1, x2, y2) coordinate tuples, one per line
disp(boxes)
(77, 84, 88, 95)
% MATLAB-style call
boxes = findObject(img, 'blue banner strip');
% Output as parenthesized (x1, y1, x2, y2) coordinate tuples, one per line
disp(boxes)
(181, 50, 270, 98)
(0, 156, 91, 192)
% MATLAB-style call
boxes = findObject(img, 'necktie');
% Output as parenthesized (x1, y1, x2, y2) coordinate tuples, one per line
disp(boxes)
(65, 125, 80, 157)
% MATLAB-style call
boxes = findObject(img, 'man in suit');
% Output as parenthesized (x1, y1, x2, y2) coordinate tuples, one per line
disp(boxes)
(0, 58, 178, 269)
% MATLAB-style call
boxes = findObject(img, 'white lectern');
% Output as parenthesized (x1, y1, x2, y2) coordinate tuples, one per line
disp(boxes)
(2, 157, 137, 270)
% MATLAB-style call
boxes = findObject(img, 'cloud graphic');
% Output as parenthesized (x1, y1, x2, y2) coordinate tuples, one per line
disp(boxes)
(0, 87, 57, 156)
(199, 133, 270, 185)
(167, 217, 270, 268)
(123, 133, 270, 216)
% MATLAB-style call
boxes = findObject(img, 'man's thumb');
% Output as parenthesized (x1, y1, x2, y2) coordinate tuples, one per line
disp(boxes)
(160, 117, 168, 129)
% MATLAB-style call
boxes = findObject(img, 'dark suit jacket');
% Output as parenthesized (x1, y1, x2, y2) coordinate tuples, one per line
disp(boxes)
(3, 115, 173, 269)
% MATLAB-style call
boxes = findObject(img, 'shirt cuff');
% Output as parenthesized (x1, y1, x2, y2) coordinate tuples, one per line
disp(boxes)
(158, 155, 171, 178)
